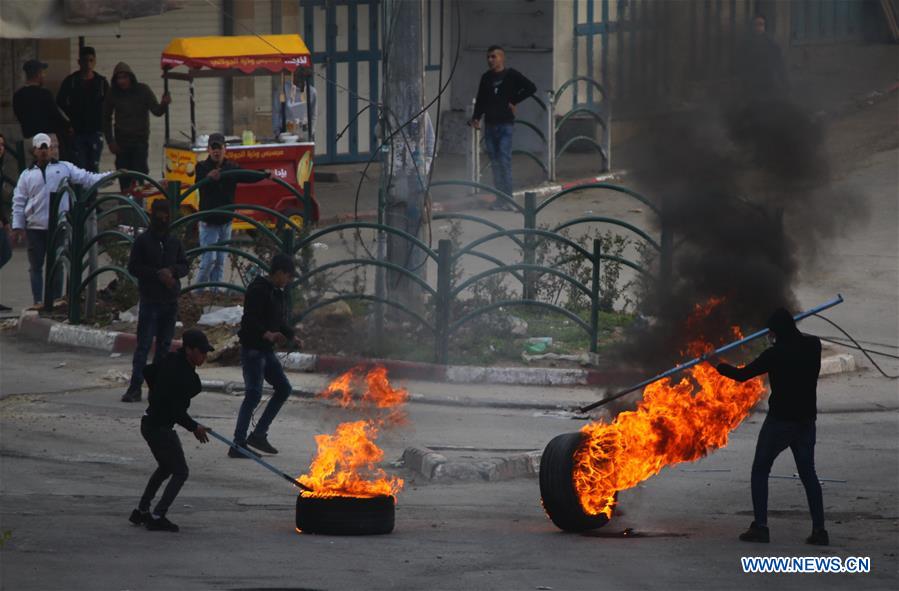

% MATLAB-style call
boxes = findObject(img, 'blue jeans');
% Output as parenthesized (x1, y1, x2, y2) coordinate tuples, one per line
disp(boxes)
(73, 132, 104, 173)
(129, 300, 178, 391)
(197, 221, 232, 288)
(483, 123, 514, 198)
(234, 347, 292, 445)
(25, 229, 63, 305)
(751, 415, 824, 529)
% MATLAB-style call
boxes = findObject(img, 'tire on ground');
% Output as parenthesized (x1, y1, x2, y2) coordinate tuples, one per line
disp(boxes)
(295, 493, 395, 535)
(539, 431, 611, 532)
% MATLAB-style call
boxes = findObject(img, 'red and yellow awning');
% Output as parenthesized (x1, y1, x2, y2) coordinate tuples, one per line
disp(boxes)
(161, 34, 311, 74)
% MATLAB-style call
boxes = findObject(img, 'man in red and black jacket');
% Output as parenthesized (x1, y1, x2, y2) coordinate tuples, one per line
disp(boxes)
(714, 308, 828, 546)
(129, 328, 213, 532)
(230, 253, 299, 458)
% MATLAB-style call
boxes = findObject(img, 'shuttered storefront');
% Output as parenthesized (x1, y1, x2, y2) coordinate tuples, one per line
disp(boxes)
(80, 2, 224, 178)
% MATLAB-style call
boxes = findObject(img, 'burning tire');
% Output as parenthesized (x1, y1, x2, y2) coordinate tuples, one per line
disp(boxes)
(295, 493, 395, 536)
(539, 432, 611, 532)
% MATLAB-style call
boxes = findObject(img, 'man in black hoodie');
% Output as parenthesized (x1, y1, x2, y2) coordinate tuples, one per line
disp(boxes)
(714, 308, 828, 546)
(230, 253, 297, 458)
(129, 328, 213, 532)
(103, 61, 170, 192)
(469, 46, 536, 211)
(122, 200, 189, 403)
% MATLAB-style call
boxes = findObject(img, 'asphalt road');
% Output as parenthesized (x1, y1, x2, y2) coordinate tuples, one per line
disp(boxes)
(1, 335, 897, 590)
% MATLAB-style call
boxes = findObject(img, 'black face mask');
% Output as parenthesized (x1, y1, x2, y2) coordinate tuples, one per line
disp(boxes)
(150, 216, 169, 234)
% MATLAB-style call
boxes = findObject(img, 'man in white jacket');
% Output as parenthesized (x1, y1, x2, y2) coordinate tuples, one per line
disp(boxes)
(11, 133, 112, 306)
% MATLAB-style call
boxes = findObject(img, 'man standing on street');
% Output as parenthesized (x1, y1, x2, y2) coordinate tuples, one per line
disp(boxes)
(122, 200, 189, 403)
(230, 253, 298, 458)
(713, 308, 829, 546)
(129, 328, 213, 533)
(469, 46, 536, 211)
(195, 133, 270, 291)
(13, 60, 72, 145)
(103, 62, 170, 193)
(10, 133, 112, 307)
(57, 46, 109, 172)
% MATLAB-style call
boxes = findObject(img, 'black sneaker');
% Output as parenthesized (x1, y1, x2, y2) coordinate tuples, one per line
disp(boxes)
(121, 387, 142, 403)
(145, 515, 179, 532)
(739, 521, 770, 543)
(129, 509, 150, 525)
(806, 528, 829, 546)
(228, 444, 260, 459)
(0, 304, 12, 312)
(247, 433, 279, 454)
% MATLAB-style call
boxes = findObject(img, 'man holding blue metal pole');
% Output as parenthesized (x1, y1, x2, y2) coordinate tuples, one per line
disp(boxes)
(713, 308, 829, 546)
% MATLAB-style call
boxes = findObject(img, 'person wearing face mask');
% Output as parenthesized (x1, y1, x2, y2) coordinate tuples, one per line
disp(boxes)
(712, 308, 828, 546)
(122, 200, 189, 403)
(229, 253, 300, 458)
(11, 133, 112, 307)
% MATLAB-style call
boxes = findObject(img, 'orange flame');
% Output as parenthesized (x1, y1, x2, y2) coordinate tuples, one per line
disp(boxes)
(572, 298, 766, 518)
(298, 366, 406, 498)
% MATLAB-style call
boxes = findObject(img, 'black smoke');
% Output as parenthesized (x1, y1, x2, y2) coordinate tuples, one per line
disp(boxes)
(613, 27, 867, 372)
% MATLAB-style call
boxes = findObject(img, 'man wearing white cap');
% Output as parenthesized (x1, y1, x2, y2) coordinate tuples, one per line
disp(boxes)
(11, 133, 112, 307)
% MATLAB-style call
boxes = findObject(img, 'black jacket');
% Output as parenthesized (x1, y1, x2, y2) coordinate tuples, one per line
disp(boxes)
(13, 85, 71, 138)
(717, 327, 821, 421)
(238, 275, 294, 351)
(195, 158, 263, 225)
(57, 71, 110, 134)
(103, 62, 167, 147)
(472, 68, 537, 126)
(127, 227, 189, 303)
(143, 349, 201, 432)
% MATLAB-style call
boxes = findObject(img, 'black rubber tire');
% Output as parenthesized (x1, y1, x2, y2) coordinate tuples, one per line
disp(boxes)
(539, 432, 611, 532)
(295, 493, 395, 536)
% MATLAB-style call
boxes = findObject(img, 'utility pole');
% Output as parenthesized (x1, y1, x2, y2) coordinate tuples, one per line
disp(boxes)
(383, 0, 427, 312)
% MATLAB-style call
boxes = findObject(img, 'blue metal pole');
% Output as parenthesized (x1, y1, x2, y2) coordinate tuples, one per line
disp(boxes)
(577, 295, 845, 413)
(206, 428, 312, 492)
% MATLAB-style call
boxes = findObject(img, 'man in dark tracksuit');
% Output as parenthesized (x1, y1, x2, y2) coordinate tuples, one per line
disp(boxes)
(714, 308, 828, 546)
(469, 45, 536, 210)
(230, 253, 297, 458)
(103, 61, 170, 192)
(122, 200, 189, 402)
(129, 328, 213, 532)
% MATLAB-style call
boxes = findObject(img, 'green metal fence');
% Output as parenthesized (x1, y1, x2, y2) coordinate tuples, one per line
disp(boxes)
(46, 172, 664, 365)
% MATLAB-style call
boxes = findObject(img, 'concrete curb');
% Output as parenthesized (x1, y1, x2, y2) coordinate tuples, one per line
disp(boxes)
(402, 445, 541, 482)
(316, 171, 628, 226)
(17, 312, 861, 388)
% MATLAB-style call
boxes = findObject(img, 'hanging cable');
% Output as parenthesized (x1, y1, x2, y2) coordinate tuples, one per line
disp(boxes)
(812, 314, 899, 379)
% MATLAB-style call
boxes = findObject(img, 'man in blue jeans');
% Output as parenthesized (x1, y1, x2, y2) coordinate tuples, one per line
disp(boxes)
(122, 200, 189, 402)
(470, 45, 536, 211)
(713, 308, 828, 546)
(195, 132, 270, 291)
(230, 253, 298, 457)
